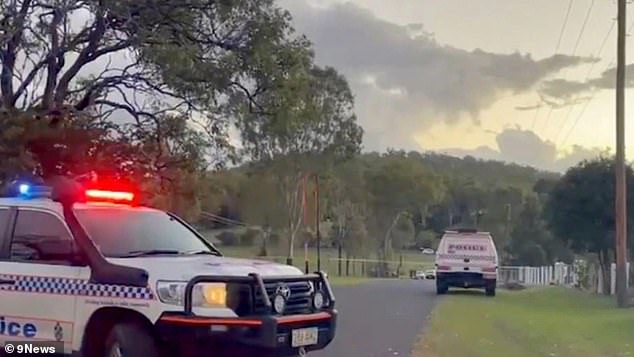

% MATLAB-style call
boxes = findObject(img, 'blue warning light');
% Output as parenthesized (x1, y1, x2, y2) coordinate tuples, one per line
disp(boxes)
(18, 184, 30, 195)
(13, 183, 51, 199)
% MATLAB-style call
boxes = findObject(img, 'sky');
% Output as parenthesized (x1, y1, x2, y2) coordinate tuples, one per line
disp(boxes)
(277, 0, 633, 172)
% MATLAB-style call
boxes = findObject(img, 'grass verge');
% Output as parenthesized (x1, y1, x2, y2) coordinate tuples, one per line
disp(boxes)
(414, 288, 634, 357)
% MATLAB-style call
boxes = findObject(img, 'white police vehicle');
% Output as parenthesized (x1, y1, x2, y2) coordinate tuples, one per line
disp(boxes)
(0, 177, 336, 356)
(435, 228, 498, 296)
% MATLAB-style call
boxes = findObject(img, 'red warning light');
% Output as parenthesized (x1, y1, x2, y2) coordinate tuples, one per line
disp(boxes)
(85, 189, 134, 202)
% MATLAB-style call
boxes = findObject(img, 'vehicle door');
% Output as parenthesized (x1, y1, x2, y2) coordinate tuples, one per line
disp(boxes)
(0, 207, 80, 352)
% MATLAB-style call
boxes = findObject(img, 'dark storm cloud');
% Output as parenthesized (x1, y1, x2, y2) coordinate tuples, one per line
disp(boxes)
(280, 0, 596, 151)
(540, 63, 634, 100)
(442, 128, 608, 172)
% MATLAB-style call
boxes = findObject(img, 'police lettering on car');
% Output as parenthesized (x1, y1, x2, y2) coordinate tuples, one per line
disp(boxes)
(0, 317, 37, 338)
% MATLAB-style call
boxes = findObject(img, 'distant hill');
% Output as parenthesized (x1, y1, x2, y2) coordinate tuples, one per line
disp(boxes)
(417, 152, 559, 190)
(358, 151, 559, 191)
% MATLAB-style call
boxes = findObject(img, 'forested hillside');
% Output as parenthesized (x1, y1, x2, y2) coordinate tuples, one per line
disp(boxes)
(196, 150, 567, 267)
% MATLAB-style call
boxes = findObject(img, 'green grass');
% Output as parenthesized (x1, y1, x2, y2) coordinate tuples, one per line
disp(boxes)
(415, 288, 634, 357)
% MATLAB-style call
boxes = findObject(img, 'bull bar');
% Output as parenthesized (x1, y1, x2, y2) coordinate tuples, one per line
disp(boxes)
(183, 271, 336, 315)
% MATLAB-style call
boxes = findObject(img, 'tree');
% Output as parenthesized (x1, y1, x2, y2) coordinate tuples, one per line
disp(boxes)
(364, 153, 445, 275)
(506, 195, 565, 266)
(0, 0, 311, 181)
(235, 66, 363, 264)
(544, 157, 634, 293)
(321, 159, 368, 255)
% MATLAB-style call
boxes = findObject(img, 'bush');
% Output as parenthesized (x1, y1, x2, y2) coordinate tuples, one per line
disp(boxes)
(217, 231, 240, 246)
(240, 229, 261, 246)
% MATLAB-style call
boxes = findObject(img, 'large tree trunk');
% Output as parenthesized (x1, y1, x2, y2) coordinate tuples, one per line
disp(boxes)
(379, 212, 403, 277)
(284, 174, 304, 266)
(598, 249, 611, 295)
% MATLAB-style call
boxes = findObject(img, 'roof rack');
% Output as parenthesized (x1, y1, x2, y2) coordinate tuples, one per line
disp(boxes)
(456, 228, 478, 233)
(444, 228, 490, 235)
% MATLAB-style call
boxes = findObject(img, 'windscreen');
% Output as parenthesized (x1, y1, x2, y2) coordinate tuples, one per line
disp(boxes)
(74, 207, 216, 258)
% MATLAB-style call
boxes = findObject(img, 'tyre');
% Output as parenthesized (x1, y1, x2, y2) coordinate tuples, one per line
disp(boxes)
(485, 283, 496, 297)
(436, 280, 448, 295)
(103, 322, 159, 357)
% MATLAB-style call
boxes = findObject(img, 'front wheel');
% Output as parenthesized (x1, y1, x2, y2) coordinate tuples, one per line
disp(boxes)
(103, 323, 159, 357)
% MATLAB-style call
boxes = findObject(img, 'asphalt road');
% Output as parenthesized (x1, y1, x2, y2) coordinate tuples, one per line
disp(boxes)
(312, 279, 438, 357)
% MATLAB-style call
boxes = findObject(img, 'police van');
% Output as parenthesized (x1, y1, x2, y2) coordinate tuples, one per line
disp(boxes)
(0, 177, 337, 356)
(435, 228, 498, 296)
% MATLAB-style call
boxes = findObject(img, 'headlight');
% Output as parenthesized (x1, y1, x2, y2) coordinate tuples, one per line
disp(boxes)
(156, 281, 227, 307)
(313, 291, 325, 310)
(273, 294, 286, 314)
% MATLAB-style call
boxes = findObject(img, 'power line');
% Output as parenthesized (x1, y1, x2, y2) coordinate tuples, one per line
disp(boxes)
(530, 105, 541, 130)
(556, 0, 576, 53)
(200, 211, 248, 227)
(571, 0, 596, 56)
(542, 0, 596, 135)
(557, 17, 616, 144)
(533, 0, 574, 131)
(560, 17, 634, 146)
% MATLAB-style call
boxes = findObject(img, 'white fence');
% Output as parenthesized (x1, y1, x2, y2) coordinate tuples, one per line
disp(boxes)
(498, 262, 577, 286)
(499, 262, 634, 295)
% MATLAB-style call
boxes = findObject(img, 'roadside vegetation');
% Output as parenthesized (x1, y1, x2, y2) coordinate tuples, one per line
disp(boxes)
(1, 0, 631, 284)
(219, 246, 435, 278)
(415, 288, 634, 357)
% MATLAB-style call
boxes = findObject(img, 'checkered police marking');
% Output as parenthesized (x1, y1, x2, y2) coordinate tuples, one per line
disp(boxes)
(438, 254, 496, 262)
(0, 274, 155, 300)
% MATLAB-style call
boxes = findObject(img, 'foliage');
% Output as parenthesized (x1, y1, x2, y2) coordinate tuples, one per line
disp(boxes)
(545, 157, 634, 259)
(240, 229, 260, 246)
(506, 195, 558, 265)
(543, 157, 634, 292)
(232, 63, 363, 262)
(217, 231, 240, 246)
(0, 0, 368, 221)
(204, 148, 587, 266)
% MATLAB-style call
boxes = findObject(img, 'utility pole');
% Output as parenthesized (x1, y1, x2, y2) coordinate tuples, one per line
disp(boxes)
(615, 0, 628, 308)
(315, 174, 321, 272)
(504, 203, 512, 239)
(302, 174, 309, 273)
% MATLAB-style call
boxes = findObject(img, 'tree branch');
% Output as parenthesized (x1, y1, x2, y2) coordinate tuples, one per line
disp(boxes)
(41, 7, 64, 109)
(1, 0, 32, 108)
(53, 9, 108, 106)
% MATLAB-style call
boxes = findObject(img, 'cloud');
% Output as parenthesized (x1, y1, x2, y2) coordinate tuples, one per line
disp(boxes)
(515, 104, 543, 111)
(439, 128, 608, 172)
(540, 63, 634, 100)
(281, 0, 595, 151)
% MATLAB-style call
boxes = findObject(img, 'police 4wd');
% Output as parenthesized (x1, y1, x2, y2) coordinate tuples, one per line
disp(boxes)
(0, 178, 337, 356)
(434, 228, 499, 296)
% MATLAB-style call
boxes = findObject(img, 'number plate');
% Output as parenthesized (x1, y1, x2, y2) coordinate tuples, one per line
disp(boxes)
(291, 327, 319, 347)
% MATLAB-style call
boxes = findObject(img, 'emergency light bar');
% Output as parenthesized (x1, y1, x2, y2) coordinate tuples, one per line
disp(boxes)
(15, 184, 52, 199)
(4, 176, 136, 204)
(85, 189, 134, 202)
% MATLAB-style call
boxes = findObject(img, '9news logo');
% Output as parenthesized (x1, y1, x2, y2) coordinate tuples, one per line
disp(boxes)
(4, 342, 57, 354)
